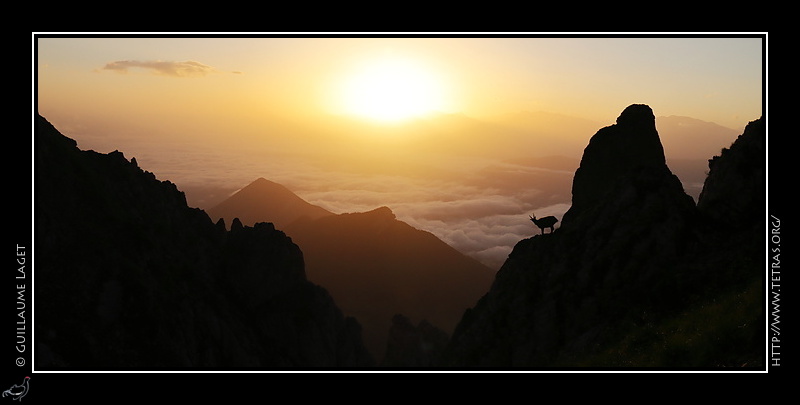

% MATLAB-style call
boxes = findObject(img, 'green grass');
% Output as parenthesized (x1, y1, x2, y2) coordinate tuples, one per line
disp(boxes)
(577, 277, 764, 368)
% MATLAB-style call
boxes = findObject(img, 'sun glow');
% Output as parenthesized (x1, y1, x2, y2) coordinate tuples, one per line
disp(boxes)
(338, 56, 449, 123)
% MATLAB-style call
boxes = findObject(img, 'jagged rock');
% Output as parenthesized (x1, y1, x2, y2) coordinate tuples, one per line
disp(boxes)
(442, 105, 763, 367)
(697, 117, 765, 228)
(565, 104, 671, 226)
(34, 114, 374, 369)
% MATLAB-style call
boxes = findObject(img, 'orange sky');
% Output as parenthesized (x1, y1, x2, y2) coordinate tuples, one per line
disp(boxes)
(34, 34, 766, 269)
(37, 36, 762, 134)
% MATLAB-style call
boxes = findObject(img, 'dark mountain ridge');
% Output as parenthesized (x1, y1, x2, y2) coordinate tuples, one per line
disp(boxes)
(33, 101, 763, 369)
(207, 176, 494, 363)
(34, 114, 373, 369)
(283, 205, 494, 362)
(441, 104, 764, 367)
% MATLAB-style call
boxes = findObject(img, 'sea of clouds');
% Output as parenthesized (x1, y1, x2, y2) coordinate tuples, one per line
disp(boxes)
(54, 112, 730, 272)
(123, 142, 574, 271)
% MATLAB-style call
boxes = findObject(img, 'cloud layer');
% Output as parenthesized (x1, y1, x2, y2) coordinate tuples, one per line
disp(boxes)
(53, 110, 725, 272)
(131, 142, 575, 271)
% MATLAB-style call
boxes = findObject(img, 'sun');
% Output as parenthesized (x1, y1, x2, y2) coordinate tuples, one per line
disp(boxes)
(338, 56, 448, 123)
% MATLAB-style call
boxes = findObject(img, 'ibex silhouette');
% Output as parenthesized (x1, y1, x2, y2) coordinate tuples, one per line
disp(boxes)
(530, 213, 558, 235)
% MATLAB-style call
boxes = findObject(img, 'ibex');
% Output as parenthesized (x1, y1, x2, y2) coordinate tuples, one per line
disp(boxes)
(530, 213, 558, 235)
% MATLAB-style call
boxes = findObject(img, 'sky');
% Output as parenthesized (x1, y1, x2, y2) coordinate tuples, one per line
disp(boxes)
(34, 34, 766, 269)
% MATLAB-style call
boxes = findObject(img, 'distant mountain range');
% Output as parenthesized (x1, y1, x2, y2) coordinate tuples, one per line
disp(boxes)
(656, 115, 741, 160)
(177, 112, 739, 212)
(403, 110, 741, 161)
(208, 180, 494, 361)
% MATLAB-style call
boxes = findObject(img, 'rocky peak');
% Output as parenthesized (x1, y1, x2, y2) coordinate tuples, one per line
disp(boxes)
(565, 104, 669, 225)
(442, 104, 759, 367)
(615, 103, 658, 129)
(206, 176, 333, 230)
(363, 206, 396, 220)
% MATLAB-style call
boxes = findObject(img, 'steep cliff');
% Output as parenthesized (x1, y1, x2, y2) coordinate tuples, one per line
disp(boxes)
(442, 106, 764, 367)
(34, 114, 373, 369)
(697, 117, 765, 227)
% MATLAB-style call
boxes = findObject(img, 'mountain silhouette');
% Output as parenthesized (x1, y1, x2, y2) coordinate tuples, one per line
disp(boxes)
(656, 115, 740, 160)
(34, 114, 373, 368)
(33, 101, 763, 369)
(282, 206, 494, 362)
(441, 104, 764, 367)
(206, 177, 333, 229)
(210, 176, 496, 362)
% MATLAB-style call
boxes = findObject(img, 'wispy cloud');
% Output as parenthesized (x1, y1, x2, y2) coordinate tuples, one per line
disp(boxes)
(101, 60, 216, 77)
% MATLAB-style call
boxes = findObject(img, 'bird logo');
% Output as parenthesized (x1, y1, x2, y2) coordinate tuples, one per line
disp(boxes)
(2, 376, 29, 401)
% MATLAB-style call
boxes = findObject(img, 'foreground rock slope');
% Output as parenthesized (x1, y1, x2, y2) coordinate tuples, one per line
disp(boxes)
(35, 114, 373, 369)
(442, 105, 764, 367)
